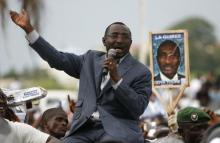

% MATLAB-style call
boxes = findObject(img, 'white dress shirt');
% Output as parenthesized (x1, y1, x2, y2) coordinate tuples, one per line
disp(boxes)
(160, 72, 178, 81)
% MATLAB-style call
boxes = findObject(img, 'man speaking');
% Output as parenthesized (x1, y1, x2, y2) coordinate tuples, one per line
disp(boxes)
(10, 10, 152, 143)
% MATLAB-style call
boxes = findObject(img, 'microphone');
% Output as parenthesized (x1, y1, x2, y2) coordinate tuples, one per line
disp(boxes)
(102, 49, 117, 76)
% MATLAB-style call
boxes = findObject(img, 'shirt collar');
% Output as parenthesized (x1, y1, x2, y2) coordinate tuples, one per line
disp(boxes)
(160, 72, 178, 81)
(118, 53, 129, 64)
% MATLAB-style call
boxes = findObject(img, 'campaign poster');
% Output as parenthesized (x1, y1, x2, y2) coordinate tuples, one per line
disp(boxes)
(149, 30, 190, 88)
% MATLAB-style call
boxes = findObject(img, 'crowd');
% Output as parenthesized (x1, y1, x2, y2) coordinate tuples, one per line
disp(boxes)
(1, 83, 220, 143)
(140, 72, 220, 143)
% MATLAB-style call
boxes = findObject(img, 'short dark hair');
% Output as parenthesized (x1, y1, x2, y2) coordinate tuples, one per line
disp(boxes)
(0, 89, 7, 105)
(0, 89, 20, 121)
(104, 22, 131, 37)
(158, 40, 180, 56)
(40, 107, 67, 128)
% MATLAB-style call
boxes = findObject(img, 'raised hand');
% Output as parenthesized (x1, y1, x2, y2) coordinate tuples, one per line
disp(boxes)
(10, 9, 34, 33)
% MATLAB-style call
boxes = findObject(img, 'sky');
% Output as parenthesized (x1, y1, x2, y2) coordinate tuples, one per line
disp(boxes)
(1, 0, 220, 75)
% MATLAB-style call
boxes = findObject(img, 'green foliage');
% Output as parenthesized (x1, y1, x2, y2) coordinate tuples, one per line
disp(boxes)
(3, 69, 19, 78)
(3, 68, 66, 89)
(22, 77, 64, 89)
(168, 17, 220, 74)
(0, 0, 43, 32)
(0, 0, 7, 31)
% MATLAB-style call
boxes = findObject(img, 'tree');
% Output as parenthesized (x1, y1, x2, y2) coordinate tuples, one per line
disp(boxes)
(0, 0, 7, 30)
(22, 0, 43, 31)
(0, 0, 44, 76)
(168, 17, 220, 74)
(0, 0, 43, 31)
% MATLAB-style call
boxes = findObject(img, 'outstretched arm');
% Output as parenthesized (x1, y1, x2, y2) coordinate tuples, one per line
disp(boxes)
(9, 10, 83, 78)
(10, 10, 34, 34)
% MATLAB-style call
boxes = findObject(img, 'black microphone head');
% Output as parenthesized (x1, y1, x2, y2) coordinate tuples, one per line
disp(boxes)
(102, 68, 108, 76)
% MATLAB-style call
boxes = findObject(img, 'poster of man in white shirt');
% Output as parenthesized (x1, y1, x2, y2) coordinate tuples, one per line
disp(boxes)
(149, 30, 190, 88)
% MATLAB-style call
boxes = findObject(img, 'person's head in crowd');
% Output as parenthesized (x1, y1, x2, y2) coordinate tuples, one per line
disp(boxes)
(157, 40, 181, 79)
(102, 22, 132, 59)
(40, 107, 68, 139)
(177, 106, 211, 143)
(0, 89, 20, 121)
(203, 108, 220, 125)
(201, 122, 220, 143)
(0, 89, 7, 117)
(196, 81, 212, 106)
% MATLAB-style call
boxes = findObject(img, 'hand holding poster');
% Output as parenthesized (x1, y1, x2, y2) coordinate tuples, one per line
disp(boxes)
(149, 30, 190, 132)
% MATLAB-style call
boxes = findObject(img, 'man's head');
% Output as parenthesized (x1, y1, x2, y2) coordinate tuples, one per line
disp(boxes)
(0, 89, 20, 121)
(0, 89, 7, 117)
(157, 40, 180, 79)
(102, 22, 132, 59)
(40, 108, 68, 139)
(177, 107, 211, 143)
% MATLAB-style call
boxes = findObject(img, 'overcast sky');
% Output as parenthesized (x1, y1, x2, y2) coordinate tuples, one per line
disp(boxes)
(1, 0, 220, 75)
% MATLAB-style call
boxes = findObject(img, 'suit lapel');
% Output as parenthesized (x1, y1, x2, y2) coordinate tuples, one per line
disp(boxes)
(117, 53, 134, 77)
(99, 79, 111, 97)
(95, 54, 105, 96)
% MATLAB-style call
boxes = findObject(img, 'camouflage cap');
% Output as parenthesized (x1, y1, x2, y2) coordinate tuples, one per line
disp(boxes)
(177, 107, 211, 123)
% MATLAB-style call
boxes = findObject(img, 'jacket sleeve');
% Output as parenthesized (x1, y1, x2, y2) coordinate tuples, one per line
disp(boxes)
(30, 36, 85, 78)
(114, 69, 152, 118)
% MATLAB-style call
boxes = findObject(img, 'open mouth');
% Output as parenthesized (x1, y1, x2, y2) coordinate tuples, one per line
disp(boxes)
(115, 48, 123, 54)
(115, 47, 122, 49)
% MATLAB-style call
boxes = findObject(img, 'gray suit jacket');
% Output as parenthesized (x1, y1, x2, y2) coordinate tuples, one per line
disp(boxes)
(30, 37, 152, 143)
